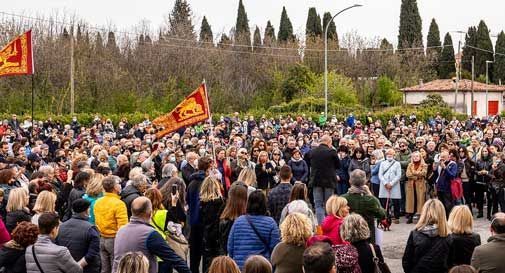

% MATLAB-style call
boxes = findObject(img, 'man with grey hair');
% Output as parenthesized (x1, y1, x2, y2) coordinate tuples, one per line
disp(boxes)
(307, 135, 340, 224)
(121, 174, 148, 219)
(158, 163, 178, 189)
(182, 151, 199, 185)
(342, 169, 385, 244)
(113, 197, 190, 273)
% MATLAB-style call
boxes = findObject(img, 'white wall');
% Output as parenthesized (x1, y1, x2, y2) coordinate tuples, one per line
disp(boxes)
(404, 91, 503, 117)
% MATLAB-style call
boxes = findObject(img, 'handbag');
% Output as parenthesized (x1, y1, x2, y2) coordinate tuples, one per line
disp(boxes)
(450, 177, 463, 201)
(369, 243, 391, 273)
(245, 216, 270, 253)
(152, 212, 189, 260)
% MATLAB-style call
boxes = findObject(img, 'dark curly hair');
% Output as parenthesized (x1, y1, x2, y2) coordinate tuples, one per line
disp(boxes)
(11, 221, 39, 247)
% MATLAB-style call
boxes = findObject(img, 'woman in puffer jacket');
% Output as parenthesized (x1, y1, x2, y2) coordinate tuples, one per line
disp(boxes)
(228, 190, 280, 270)
(402, 199, 451, 273)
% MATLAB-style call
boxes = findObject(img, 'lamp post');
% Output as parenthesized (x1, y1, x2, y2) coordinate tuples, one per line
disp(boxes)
(324, 4, 363, 118)
(486, 60, 494, 116)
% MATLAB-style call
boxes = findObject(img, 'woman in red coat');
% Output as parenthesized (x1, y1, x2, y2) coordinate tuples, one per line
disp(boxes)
(216, 147, 232, 194)
(321, 195, 350, 245)
(0, 217, 10, 246)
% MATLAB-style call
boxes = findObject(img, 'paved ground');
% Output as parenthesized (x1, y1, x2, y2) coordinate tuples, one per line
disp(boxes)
(380, 215, 491, 273)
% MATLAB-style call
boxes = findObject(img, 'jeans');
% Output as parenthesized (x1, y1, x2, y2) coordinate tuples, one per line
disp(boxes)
(313, 186, 335, 224)
(100, 237, 115, 273)
(336, 182, 349, 196)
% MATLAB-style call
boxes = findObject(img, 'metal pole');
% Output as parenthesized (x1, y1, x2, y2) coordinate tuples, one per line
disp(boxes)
(70, 26, 75, 115)
(455, 40, 460, 111)
(31, 74, 34, 139)
(324, 4, 362, 119)
(486, 61, 489, 116)
(471, 56, 474, 116)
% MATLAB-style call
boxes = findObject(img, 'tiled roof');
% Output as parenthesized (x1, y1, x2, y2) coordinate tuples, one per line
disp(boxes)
(401, 79, 505, 92)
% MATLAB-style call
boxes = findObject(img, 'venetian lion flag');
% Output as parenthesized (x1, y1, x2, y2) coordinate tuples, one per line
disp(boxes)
(0, 30, 34, 77)
(153, 83, 210, 138)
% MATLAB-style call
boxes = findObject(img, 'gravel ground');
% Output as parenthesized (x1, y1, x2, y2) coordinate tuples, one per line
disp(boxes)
(380, 215, 491, 273)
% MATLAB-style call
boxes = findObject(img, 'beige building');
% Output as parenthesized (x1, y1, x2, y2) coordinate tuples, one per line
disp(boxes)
(401, 79, 505, 117)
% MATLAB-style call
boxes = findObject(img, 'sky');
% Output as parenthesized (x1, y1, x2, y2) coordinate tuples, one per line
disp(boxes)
(6, 0, 505, 48)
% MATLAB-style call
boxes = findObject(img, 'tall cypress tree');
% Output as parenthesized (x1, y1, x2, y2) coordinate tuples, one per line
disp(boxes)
(106, 31, 119, 55)
(475, 20, 494, 78)
(218, 34, 232, 49)
(253, 26, 262, 51)
(199, 16, 213, 43)
(323, 12, 338, 43)
(380, 38, 393, 50)
(438, 33, 456, 79)
(398, 0, 423, 49)
(169, 0, 195, 39)
(235, 0, 251, 47)
(278, 7, 294, 43)
(426, 19, 441, 54)
(306, 7, 322, 38)
(494, 31, 505, 84)
(263, 20, 276, 46)
(462, 26, 477, 73)
(95, 32, 104, 52)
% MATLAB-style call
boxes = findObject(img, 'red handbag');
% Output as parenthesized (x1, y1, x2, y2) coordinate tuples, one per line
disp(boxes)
(450, 177, 463, 201)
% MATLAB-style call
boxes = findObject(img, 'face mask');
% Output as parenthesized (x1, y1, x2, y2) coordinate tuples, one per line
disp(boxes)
(386, 156, 394, 162)
(199, 148, 206, 155)
(146, 139, 152, 144)
(169, 156, 176, 163)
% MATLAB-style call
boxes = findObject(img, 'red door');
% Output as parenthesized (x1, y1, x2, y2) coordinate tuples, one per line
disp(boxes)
(472, 101, 477, 116)
(488, 100, 499, 115)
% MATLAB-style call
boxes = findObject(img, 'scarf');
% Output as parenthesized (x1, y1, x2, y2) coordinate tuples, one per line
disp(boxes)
(348, 185, 370, 195)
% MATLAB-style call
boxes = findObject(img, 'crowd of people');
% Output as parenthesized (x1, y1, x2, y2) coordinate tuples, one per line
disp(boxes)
(0, 111, 504, 273)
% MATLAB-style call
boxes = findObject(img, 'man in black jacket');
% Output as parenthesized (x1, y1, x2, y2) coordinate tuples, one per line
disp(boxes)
(307, 135, 340, 224)
(121, 174, 148, 219)
(182, 152, 199, 185)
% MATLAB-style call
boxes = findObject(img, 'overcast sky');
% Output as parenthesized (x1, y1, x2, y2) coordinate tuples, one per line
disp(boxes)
(7, 0, 505, 48)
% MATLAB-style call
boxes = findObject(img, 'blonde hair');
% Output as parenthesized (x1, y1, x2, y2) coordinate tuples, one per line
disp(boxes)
(280, 213, 312, 246)
(32, 191, 56, 214)
(117, 252, 149, 273)
(257, 151, 269, 163)
(200, 176, 222, 202)
(325, 195, 348, 217)
(448, 205, 474, 235)
(208, 256, 241, 273)
(416, 199, 448, 237)
(86, 174, 104, 197)
(129, 167, 143, 180)
(6, 188, 28, 212)
(341, 213, 370, 242)
(237, 167, 257, 187)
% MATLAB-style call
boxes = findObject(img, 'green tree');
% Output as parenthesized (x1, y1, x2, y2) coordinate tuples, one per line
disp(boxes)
(307, 72, 358, 106)
(199, 16, 213, 43)
(375, 76, 403, 106)
(218, 34, 232, 49)
(278, 7, 294, 43)
(398, 0, 423, 49)
(235, 0, 251, 47)
(426, 18, 441, 75)
(438, 33, 456, 79)
(281, 63, 315, 102)
(322, 12, 338, 43)
(475, 20, 494, 78)
(462, 26, 477, 73)
(106, 31, 119, 55)
(263, 20, 276, 46)
(306, 7, 322, 38)
(419, 94, 449, 108)
(253, 26, 262, 51)
(168, 0, 195, 39)
(495, 31, 505, 84)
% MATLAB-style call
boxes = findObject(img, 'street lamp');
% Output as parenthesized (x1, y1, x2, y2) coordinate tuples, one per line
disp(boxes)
(486, 60, 494, 116)
(324, 4, 363, 118)
(449, 30, 466, 112)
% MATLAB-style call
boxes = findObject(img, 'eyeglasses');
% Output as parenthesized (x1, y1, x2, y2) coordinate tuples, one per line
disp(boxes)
(240, 151, 247, 155)
(253, 149, 259, 152)
(273, 153, 280, 156)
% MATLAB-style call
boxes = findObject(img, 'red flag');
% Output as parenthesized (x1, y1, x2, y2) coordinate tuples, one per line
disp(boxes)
(153, 83, 210, 138)
(0, 30, 34, 77)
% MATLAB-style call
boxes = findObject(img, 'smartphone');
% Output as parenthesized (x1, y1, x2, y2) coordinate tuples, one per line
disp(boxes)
(172, 184, 177, 195)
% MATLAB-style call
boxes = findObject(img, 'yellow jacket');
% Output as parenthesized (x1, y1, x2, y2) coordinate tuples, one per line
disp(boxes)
(94, 192, 128, 237)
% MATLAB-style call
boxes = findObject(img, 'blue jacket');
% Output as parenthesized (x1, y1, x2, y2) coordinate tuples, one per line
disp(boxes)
(436, 161, 458, 193)
(371, 160, 383, 185)
(228, 215, 280, 269)
(187, 171, 206, 226)
(287, 159, 308, 183)
(336, 156, 351, 184)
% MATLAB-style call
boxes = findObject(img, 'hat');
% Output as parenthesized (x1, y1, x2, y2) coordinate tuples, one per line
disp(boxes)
(72, 199, 91, 214)
(27, 153, 41, 162)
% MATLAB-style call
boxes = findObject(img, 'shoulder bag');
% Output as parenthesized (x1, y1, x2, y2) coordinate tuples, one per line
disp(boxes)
(152, 211, 189, 260)
(369, 243, 391, 273)
(32, 245, 46, 273)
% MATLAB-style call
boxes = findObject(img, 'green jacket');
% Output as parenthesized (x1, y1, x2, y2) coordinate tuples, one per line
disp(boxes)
(341, 193, 385, 244)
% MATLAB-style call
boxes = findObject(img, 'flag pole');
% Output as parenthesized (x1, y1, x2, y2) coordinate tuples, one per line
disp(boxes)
(31, 74, 34, 140)
(203, 79, 216, 162)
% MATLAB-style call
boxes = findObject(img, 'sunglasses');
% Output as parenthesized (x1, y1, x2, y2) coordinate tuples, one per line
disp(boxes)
(273, 153, 280, 156)
(253, 149, 259, 152)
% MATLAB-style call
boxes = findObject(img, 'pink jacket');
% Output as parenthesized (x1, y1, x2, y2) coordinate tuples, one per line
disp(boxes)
(321, 215, 347, 245)
(0, 218, 10, 246)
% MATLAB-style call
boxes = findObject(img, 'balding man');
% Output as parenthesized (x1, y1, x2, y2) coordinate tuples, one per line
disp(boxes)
(182, 152, 199, 185)
(306, 135, 340, 224)
(433, 150, 458, 216)
(112, 197, 190, 273)
(471, 213, 505, 273)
